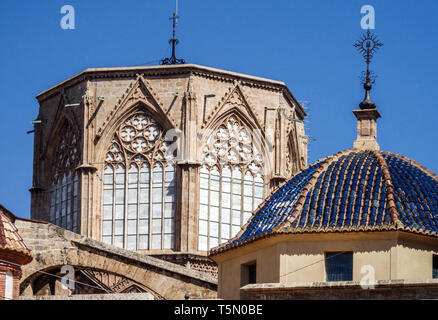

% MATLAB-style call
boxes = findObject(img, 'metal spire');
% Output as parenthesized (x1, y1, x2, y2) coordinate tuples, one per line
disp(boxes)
(354, 30, 383, 109)
(160, 0, 186, 65)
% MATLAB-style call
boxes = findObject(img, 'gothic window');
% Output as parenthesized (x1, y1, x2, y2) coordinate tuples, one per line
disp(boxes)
(102, 111, 175, 250)
(199, 115, 264, 251)
(49, 121, 79, 233)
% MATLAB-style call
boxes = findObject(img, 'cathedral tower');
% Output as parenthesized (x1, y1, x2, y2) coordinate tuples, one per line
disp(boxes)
(30, 64, 307, 265)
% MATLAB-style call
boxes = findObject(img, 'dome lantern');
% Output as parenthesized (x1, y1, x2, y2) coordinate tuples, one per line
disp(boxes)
(352, 108, 381, 150)
(353, 30, 383, 151)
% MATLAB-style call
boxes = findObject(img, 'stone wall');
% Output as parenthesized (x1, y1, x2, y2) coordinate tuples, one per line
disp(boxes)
(16, 218, 217, 300)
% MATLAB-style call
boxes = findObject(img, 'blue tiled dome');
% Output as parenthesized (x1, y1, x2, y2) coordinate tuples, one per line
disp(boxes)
(211, 149, 438, 254)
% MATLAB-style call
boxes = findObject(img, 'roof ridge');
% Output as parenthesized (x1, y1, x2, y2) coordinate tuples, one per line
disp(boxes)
(372, 151, 403, 228)
(383, 151, 438, 181)
(273, 149, 353, 233)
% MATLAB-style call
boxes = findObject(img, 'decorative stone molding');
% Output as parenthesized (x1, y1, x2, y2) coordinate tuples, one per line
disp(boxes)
(241, 279, 438, 300)
(353, 108, 381, 151)
(95, 74, 177, 141)
(36, 65, 305, 118)
(201, 82, 263, 131)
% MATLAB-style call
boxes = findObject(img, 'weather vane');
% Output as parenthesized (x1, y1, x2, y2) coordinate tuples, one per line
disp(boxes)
(160, 0, 186, 65)
(354, 30, 383, 109)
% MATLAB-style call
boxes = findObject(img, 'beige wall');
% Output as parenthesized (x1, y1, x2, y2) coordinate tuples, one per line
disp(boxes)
(218, 244, 281, 300)
(279, 235, 395, 283)
(213, 232, 438, 300)
(392, 235, 438, 280)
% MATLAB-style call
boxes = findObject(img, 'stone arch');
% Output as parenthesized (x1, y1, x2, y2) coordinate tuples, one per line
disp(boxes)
(20, 245, 214, 300)
(44, 115, 81, 185)
(21, 262, 163, 299)
(196, 109, 270, 251)
(38, 116, 81, 232)
(201, 83, 264, 132)
(95, 101, 175, 167)
(199, 107, 272, 177)
(93, 102, 179, 249)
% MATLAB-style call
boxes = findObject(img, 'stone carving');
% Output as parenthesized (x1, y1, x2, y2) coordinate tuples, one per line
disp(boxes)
(202, 115, 263, 173)
(52, 121, 80, 183)
(105, 112, 172, 168)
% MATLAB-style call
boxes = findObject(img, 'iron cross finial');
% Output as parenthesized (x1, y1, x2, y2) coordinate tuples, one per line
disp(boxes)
(354, 30, 383, 109)
(160, 0, 186, 65)
(354, 30, 383, 83)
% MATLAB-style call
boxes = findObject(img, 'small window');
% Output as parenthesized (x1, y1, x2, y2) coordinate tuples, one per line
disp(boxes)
(241, 262, 257, 286)
(248, 263, 257, 284)
(433, 255, 438, 279)
(240, 262, 256, 300)
(325, 252, 353, 282)
(5, 271, 13, 300)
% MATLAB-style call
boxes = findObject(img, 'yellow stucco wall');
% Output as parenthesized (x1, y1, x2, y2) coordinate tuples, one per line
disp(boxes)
(218, 244, 281, 300)
(278, 235, 395, 283)
(212, 232, 438, 300)
(392, 235, 438, 280)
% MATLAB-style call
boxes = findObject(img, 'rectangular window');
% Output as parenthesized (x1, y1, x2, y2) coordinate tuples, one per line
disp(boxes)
(325, 252, 353, 282)
(241, 262, 257, 285)
(240, 262, 256, 300)
(5, 271, 13, 300)
(248, 263, 257, 284)
(433, 255, 438, 279)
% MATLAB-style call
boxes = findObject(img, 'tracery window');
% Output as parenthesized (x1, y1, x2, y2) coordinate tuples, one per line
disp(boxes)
(49, 121, 79, 233)
(199, 115, 264, 251)
(102, 111, 175, 250)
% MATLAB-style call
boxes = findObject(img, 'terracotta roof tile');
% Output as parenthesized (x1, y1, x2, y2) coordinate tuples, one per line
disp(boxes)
(0, 206, 32, 262)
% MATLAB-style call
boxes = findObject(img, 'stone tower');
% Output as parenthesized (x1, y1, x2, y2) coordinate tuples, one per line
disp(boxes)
(30, 64, 307, 264)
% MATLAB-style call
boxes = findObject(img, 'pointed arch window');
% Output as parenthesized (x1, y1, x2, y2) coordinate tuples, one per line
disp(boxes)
(199, 115, 264, 251)
(102, 111, 175, 250)
(49, 121, 80, 233)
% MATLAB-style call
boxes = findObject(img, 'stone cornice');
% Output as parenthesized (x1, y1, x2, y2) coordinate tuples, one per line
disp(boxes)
(352, 108, 382, 119)
(241, 278, 438, 292)
(35, 64, 305, 116)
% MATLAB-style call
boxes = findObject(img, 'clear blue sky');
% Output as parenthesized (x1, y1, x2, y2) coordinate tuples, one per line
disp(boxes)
(1, 0, 437, 218)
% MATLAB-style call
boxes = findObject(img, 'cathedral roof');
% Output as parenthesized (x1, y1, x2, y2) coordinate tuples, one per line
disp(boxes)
(210, 149, 438, 255)
(0, 205, 32, 264)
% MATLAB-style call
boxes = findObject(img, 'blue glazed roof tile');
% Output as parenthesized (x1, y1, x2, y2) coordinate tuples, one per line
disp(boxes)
(211, 150, 438, 255)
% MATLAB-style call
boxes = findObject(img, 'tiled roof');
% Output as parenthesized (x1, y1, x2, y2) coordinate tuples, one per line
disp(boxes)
(210, 149, 438, 255)
(0, 205, 32, 263)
